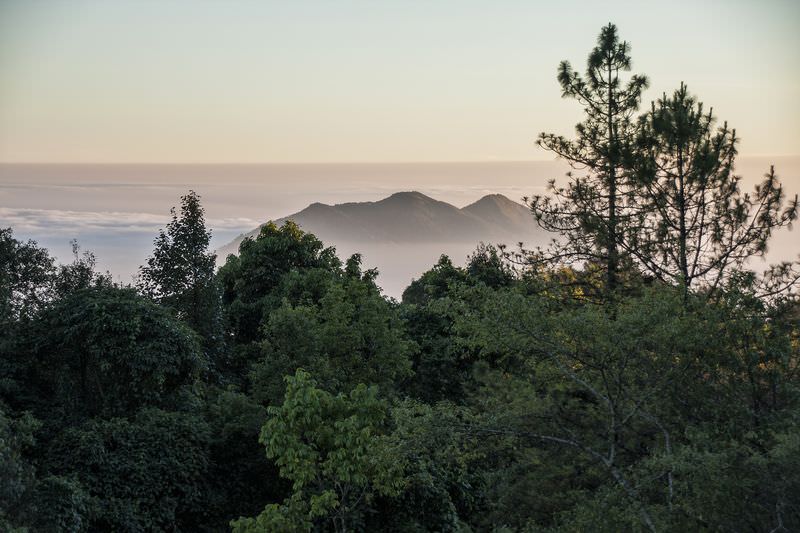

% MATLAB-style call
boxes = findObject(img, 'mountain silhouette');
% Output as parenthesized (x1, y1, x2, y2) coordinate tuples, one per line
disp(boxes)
(218, 191, 539, 258)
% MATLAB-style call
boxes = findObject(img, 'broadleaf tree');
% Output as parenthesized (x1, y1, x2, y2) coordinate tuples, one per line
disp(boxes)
(139, 191, 223, 361)
(232, 370, 405, 533)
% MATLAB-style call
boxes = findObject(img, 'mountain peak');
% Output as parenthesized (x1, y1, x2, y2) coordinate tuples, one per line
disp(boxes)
(217, 190, 541, 258)
(385, 191, 436, 202)
(464, 193, 516, 209)
(460, 193, 533, 235)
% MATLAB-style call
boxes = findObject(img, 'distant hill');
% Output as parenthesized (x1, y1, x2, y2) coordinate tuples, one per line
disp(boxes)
(217, 191, 540, 258)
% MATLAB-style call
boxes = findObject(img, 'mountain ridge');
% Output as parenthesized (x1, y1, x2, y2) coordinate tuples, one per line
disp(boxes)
(217, 191, 539, 258)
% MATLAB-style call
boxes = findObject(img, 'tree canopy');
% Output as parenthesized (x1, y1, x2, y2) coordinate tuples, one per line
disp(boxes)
(1, 21, 799, 533)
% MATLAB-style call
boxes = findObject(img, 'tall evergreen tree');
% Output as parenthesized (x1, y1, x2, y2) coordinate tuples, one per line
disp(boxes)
(631, 84, 798, 300)
(139, 191, 221, 349)
(529, 23, 648, 298)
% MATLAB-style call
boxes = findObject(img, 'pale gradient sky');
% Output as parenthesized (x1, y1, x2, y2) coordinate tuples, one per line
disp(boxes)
(0, 0, 798, 163)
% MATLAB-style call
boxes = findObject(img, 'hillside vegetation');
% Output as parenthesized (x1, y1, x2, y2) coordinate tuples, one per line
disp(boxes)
(1, 23, 799, 532)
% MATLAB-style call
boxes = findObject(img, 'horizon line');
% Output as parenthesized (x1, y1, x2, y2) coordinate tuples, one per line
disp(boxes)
(0, 159, 556, 166)
(2, 155, 799, 166)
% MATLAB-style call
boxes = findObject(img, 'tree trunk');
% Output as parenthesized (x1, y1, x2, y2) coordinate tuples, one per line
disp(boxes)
(606, 58, 619, 299)
(677, 147, 689, 303)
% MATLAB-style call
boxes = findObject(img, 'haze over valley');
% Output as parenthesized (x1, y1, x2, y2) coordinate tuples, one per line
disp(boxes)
(0, 157, 800, 297)
(218, 189, 546, 296)
(3, 157, 797, 297)
(1, 161, 565, 296)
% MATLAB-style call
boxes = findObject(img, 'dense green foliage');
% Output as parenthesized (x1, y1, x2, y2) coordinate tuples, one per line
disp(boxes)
(232, 370, 403, 532)
(21, 287, 205, 420)
(1, 22, 799, 533)
(139, 191, 224, 375)
(46, 409, 210, 531)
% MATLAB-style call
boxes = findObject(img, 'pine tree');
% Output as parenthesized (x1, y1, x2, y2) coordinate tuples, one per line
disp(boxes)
(630, 84, 798, 300)
(529, 23, 648, 299)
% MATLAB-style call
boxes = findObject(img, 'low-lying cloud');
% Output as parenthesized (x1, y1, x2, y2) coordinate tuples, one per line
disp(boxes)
(0, 207, 259, 235)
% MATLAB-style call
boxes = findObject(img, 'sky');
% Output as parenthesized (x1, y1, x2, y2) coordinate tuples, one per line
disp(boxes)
(0, 0, 798, 163)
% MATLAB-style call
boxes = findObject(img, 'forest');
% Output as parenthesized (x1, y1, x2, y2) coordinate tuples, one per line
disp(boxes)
(1, 24, 799, 532)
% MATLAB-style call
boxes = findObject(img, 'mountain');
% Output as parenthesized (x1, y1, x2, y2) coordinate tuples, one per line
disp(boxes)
(217, 191, 540, 258)
(461, 193, 536, 233)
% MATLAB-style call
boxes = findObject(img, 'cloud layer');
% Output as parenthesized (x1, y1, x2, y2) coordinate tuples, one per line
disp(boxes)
(0, 207, 258, 235)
